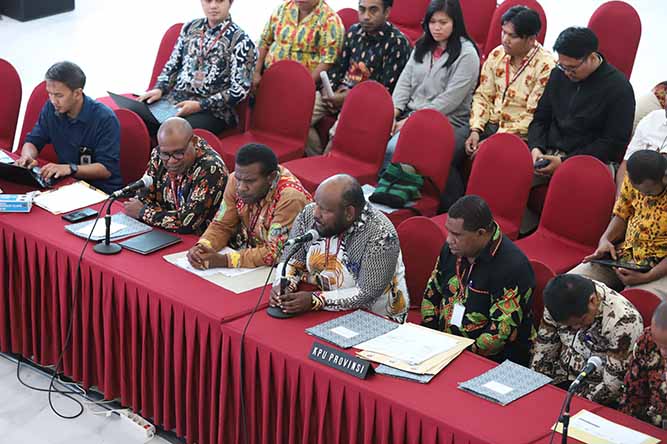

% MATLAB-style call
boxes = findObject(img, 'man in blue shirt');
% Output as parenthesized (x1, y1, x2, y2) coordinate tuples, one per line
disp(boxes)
(17, 61, 122, 194)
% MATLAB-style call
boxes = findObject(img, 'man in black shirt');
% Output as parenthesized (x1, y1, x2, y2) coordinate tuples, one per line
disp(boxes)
(528, 27, 635, 178)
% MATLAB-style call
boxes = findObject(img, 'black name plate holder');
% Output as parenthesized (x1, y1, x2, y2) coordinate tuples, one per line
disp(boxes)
(309, 341, 373, 380)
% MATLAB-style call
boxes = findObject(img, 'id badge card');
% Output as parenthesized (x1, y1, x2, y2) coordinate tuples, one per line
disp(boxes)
(79, 146, 93, 165)
(450, 303, 466, 328)
(192, 70, 206, 89)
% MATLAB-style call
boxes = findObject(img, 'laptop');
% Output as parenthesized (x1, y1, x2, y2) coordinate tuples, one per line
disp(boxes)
(0, 162, 55, 188)
(108, 91, 179, 127)
(118, 230, 181, 255)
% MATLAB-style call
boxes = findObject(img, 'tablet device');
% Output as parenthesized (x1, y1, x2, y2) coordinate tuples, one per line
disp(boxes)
(108, 92, 178, 126)
(118, 231, 181, 255)
(588, 258, 652, 273)
(0, 162, 54, 188)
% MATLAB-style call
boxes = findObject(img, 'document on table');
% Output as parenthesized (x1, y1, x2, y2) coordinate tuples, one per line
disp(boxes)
(356, 322, 458, 365)
(305, 310, 400, 349)
(553, 410, 659, 444)
(34, 181, 108, 214)
(76, 221, 125, 238)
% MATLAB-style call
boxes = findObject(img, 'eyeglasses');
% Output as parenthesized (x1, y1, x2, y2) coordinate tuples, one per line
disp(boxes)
(556, 58, 586, 74)
(158, 149, 187, 161)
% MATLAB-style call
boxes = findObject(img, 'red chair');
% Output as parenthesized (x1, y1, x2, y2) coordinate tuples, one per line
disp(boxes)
(529, 260, 555, 329)
(18, 81, 58, 163)
(588, 1, 641, 79)
(193, 128, 225, 159)
(397, 216, 446, 323)
(0, 58, 22, 150)
(385, 110, 455, 227)
(621, 288, 661, 328)
(219, 61, 315, 168)
(337, 8, 358, 32)
(114, 109, 151, 185)
(460, 0, 496, 52)
(482, 0, 547, 59)
(283, 80, 394, 193)
(515, 156, 616, 274)
(388, 0, 430, 45)
(98, 23, 183, 109)
(431, 133, 534, 240)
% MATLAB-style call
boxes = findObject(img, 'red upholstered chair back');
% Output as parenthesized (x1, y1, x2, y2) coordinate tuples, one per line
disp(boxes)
(329, 80, 393, 168)
(397, 216, 446, 309)
(0, 58, 22, 150)
(588, 1, 641, 79)
(621, 288, 661, 328)
(392, 109, 455, 198)
(251, 60, 315, 143)
(147, 23, 183, 90)
(529, 260, 555, 328)
(483, 0, 547, 58)
(193, 128, 225, 158)
(460, 0, 496, 52)
(539, 155, 615, 248)
(388, 0, 430, 44)
(466, 133, 533, 237)
(114, 109, 151, 185)
(18, 81, 58, 163)
(337, 8, 358, 31)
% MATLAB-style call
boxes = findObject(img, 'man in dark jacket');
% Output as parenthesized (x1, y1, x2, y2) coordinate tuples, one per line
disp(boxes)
(528, 27, 635, 178)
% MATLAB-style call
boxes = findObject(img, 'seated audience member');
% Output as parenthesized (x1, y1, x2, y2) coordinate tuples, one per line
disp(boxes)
(465, 6, 554, 158)
(616, 98, 667, 192)
(306, 0, 411, 155)
(138, 0, 257, 134)
(187, 144, 311, 269)
(634, 81, 667, 130)
(389, 0, 480, 204)
(269, 174, 409, 322)
(620, 301, 667, 427)
(531, 274, 643, 406)
(17, 61, 122, 194)
(253, 0, 344, 92)
(123, 117, 228, 235)
(421, 195, 535, 365)
(570, 151, 667, 299)
(528, 27, 635, 179)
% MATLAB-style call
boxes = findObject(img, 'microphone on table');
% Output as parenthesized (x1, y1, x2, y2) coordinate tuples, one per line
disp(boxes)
(284, 229, 320, 247)
(111, 175, 153, 198)
(568, 356, 603, 393)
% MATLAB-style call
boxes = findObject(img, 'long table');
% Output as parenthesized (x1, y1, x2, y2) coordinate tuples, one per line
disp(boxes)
(0, 177, 270, 444)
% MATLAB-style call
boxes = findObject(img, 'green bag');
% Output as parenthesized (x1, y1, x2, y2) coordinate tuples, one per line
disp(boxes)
(369, 163, 424, 209)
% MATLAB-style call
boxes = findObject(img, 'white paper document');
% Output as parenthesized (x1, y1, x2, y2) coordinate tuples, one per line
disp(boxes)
(172, 247, 259, 278)
(34, 181, 107, 214)
(482, 381, 514, 395)
(357, 323, 458, 365)
(77, 221, 125, 238)
(554, 410, 659, 444)
(330, 326, 359, 339)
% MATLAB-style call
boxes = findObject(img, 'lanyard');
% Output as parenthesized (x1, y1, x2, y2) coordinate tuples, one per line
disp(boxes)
(198, 22, 230, 67)
(170, 176, 183, 211)
(502, 45, 539, 101)
(247, 203, 264, 237)
(324, 236, 342, 268)
(454, 257, 475, 300)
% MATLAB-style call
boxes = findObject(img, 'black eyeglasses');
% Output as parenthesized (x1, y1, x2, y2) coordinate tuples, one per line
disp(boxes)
(556, 58, 586, 74)
(158, 149, 187, 161)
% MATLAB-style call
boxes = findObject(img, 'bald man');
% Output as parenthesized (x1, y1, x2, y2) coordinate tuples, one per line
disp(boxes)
(269, 174, 409, 321)
(123, 117, 228, 235)
(620, 301, 667, 427)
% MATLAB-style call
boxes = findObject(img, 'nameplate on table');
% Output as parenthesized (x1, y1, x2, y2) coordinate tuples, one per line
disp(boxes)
(309, 341, 372, 380)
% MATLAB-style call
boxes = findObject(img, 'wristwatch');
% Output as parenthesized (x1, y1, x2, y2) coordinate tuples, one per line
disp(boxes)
(69, 163, 78, 176)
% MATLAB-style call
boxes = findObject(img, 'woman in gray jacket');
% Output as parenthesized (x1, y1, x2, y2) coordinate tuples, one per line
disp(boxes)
(386, 0, 480, 208)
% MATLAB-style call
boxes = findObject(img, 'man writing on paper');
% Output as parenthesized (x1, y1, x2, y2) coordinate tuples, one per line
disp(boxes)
(421, 195, 535, 366)
(530, 274, 643, 406)
(620, 301, 667, 427)
(269, 174, 409, 322)
(187, 144, 311, 269)
(123, 117, 228, 235)
(17, 61, 123, 194)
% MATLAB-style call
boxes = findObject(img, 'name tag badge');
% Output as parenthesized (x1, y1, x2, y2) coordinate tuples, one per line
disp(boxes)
(79, 146, 93, 165)
(451, 303, 466, 328)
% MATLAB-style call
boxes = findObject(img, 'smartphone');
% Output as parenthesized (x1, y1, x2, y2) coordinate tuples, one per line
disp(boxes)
(534, 158, 551, 170)
(62, 208, 98, 223)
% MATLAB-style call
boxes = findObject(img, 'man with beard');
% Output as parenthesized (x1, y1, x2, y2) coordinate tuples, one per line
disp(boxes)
(269, 174, 409, 322)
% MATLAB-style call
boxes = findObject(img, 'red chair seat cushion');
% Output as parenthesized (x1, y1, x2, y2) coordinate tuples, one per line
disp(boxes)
(285, 154, 378, 193)
(516, 230, 594, 274)
(386, 194, 440, 227)
(220, 130, 305, 168)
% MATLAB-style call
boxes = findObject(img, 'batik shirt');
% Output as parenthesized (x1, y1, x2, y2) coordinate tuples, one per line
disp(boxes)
(469, 44, 555, 138)
(258, 0, 344, 72)
(279, 203, 409, 322)
(614, 175, 667, 267)
(327, 22, 411, 93)
(197, 166, 311, 268)
(620, 327, 667, 428)
(530, 282, 643, 405)
(155, 17, 257, 126)
(421, 223, 536, 365)
(138, 135, 228, 235)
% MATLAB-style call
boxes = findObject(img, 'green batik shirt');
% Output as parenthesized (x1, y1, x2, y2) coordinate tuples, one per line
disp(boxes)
(421, 222, 536, 365)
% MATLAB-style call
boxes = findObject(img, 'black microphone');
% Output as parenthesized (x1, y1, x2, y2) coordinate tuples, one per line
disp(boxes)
(568, 356, 603, 392)
(111, 175, 153, 198)
(284, 229, 320, 247)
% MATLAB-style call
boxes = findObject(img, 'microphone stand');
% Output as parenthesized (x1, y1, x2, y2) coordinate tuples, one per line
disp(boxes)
(266, 244, 302, 319)
(559, 390, 575, 444)
(93, 196, 121, 255)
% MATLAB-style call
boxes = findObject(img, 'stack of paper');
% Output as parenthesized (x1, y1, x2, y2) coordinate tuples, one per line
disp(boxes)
(356, 323, 474, 382)
(305, 310, 400, 349)
(553, 409, 659, 444)
(34, 181, 107, 214)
